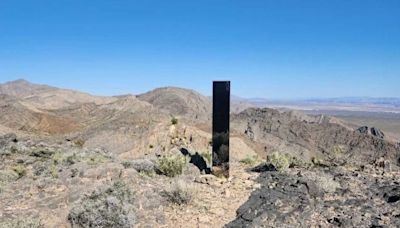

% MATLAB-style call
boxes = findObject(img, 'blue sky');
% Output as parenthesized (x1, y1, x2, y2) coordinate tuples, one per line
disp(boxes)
(0, 0, 399, 99)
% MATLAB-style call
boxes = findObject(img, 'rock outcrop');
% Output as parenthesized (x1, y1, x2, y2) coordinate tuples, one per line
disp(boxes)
(227, 167, 400, 227)
(357, 126, 385, 139)
(232, 108, 400, 167)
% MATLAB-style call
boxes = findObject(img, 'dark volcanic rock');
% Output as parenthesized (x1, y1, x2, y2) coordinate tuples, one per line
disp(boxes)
(357, 126, 385, 139)
(251, 163, 278, 172)
(357, 126, 369, 135)
(227, 168, 400, 228)
(371, 127, 385, 139)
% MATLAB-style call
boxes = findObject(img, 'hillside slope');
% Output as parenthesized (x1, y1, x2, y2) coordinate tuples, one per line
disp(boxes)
(138, 87, 211, 122)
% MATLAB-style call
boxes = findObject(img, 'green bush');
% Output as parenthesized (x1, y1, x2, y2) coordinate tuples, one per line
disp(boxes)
(200, 152, 212, 164)
(267, 152, 290, 171)
(68, 181, 135, 228)
(50, 164, 59, 179)
(85, 154, 109, 166)
(240, 155, 257, 166)
(288, 155, 312, 169)
(11, 164, 27, 179)
(161, 180, 193, 205)
(171, 117, 178, 125)
(311, 156, 329, 167)
(74, 139, 85, 148)
(156, 155, 187, 177)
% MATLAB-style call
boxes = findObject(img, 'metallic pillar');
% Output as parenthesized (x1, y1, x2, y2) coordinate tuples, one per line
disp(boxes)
(212, 81, 230, 178)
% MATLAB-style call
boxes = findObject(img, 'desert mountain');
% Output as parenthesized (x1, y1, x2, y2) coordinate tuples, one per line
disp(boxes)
(0, 79, 117, 110)
(1, 80, 400, 227)
(138, 87, 211, 121)
(232, 108, 400, 165)
(1, 80, 398, 164)
(0, 94, 80, 134)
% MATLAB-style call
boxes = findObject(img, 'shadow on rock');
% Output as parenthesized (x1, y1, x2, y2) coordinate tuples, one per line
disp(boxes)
(180, 148, 211, 174)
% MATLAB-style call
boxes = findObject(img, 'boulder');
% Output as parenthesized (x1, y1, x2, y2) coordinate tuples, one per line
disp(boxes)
(356, 126, 385, 139)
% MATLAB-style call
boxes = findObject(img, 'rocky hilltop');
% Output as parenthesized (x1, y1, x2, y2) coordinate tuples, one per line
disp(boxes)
(232, 108, 400, 167)
(138, 87, 211, 122)
(0, 79, 399, 227)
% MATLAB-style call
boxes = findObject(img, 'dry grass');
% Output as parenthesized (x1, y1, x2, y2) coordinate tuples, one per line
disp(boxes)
(162, 179, 194, 205)
(156, 155, 187, 177)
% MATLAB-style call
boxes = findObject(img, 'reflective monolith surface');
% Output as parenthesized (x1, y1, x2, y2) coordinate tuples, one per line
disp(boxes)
(212, 81, 230, 177)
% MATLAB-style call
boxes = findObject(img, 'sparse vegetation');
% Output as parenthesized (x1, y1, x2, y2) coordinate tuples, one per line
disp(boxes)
(30, 148, 55, 159)
(240, 155, 257, 166)
(171, 117, 178, 125)
(68, 181, 135, 228)
(311, 156, 329, 167)
(50, 164, 59, 178)
(121, 161, 131, 169)
(149, 144, 154, 149)
(11, 164, 27, 179)
(161, 179, 193, 205)
(52, 151, 63, 165)
(288, 155, 311, 168)
(122, 159, 155, 176)
(267, 152, 290, 171)
(200, 151, 212, 164)
(0, 170, 18, 193)
(85, 154, 109, 166)
(74, 139, 85, 148)
(156, 155, 187, 177)
(331, 145, 346, 162)
(0, 218, 44, 228)
(65, 153, 78, 165)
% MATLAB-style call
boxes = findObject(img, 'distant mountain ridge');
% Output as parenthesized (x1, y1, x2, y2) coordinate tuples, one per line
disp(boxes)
(0, 79, 399, 163)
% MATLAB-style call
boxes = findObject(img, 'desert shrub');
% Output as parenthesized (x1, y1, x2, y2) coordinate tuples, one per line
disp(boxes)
(51, 152, 80, 166)
(0, 218, 43, 228)
(161, 179, 193, 205)
(11, 164, 27, 179)
(85, 154, 109, 166)
(156, 155, 187, 177)
(0, 170, 18, 193)
(0, 170, 18, 182)
(171, 117, 178, 125)
(267, 152, 290, 171)
(122, 159, 155, 176)
(50, 164, 59, 178)
(74, 139, 85, 148)
(68, 181, 135, 228)
(30, 148, 55, 159)
(288, 155, 311, 168)
(311, 156, 329, 167)
(71, 168, 79, 178)
(200, 152, 212, 164)
(240, 155, 257, 166)
(332, 145, 345, 155)
(121, 161, 131, 169)
(65, 153, 79, 165)
(52, 151, 63, 165)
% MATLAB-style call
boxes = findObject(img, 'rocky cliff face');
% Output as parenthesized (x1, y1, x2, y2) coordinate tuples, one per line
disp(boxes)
(232, 108, 400, 167)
